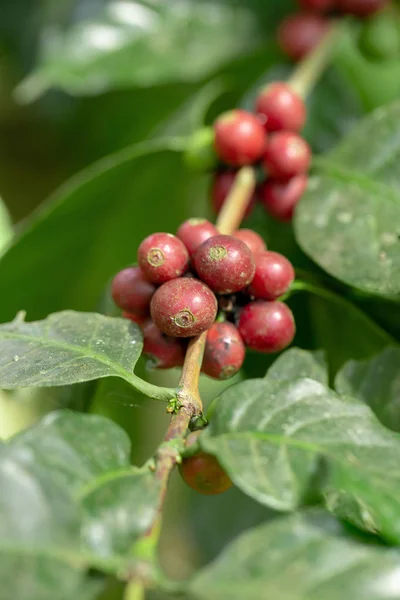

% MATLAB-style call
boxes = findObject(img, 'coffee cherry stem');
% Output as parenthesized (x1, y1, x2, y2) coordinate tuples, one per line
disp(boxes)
(288, 20, 342, 99)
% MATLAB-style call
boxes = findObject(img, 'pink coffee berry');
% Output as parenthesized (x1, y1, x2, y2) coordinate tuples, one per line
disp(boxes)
(233, 229, 267, 256)
(260, 174, 308, 222)
(150, 278, 217, 338)
(138, 232, 189, 285)
(112, 267, 155, 315)
(337, 0, 388, 16)
(263, 132, 311, 179)
(194, 235, 255, 295)
(211, 171, 256, 218)
(142, 319, 186, 369)
(278, 13, 331, 60)
(255, 82, 306, 133)
(177, 218, 218, 256)
(202, 321, 245, 380)
(238, 300, 296, 353)
(297, 0, 335, 11)
(248, 251, 295, 300)
(213, 110, 266, 166)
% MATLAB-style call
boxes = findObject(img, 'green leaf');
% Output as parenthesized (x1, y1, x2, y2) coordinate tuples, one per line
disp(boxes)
(0, 411, 160, 599)
(0, 311, 175, 401)
(295, 100, 400, 298)
(202, 357, 400, 540)
(0, 140, 202, 321)
(18, 0, 291, 99)
(189, 511, 400, 600)
(335, 347, 400, 432)
(265, 347, 328, 386)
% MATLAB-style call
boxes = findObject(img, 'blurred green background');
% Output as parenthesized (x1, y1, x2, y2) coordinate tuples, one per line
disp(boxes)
(1, 1, 400, 596)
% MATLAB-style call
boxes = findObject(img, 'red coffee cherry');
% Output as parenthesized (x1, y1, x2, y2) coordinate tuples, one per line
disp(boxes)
(202, 321, 246, 380)
(122, 311, 147, 327)
(255, 82, 306, 133)
(233, 229, 267, 256)
(213, 110, 266, 166)
(142, 319, 186, 369)
(179, 431, 233, 495)
(260, 174, 308, 222)
(238, 300, 296, 353)
(177, 218, 218, 256)
(194, 235, 255, 295)
(150, 278, 217, 338)
(211, 171, 256, 218)
(336, 0, 388, 16)
(138, 233, 189, 285)
(278, 13, 331, 60)
(297, 0, 335, 11)
(111, 267, 155, 315)
(263, 132, 311, 179)
(248, 251, 295, 300)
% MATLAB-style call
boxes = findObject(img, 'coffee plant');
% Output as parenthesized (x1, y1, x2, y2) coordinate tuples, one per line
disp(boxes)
(2, 0, 400, 598)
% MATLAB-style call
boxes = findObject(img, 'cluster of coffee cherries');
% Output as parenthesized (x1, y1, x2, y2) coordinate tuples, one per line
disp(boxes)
(112, 220, 295, 380)
(278, 0, 389, 61)
(210, 83, 310, 223)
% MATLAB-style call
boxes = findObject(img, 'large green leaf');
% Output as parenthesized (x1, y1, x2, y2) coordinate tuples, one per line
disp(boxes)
(0, 311, 174, 401)
(0, 140, 203, 322)
(335, 347, 400, 432)
(201, 354, 400, 540)
(18, 0, 290, 99)
(295, 101, 400, 298)
(189, 511, 400, 600)
(0, 410, 160, 599)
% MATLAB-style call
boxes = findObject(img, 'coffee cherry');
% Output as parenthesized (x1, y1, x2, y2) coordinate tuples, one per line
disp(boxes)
(138, 233, 189, 285)
(297, 0, 335, 11)
(238, 300, 296, 353)
(233, 229, 267, 256)
(202, 322, 245, 380)
(180, 431, 233, 495)
(184, 127, 217, 172)
(111, 267, 155, 315)
(278, 13, 331, 60)
(213, 110, 266, 166)
(211, 171, 256, 218)
(194, 235, 255, 295)
(142, 319, 186, 369)
(337, 0, 388, 16)
(248, 251, 295, 300)
(122, 311, 147, 327)
(177, 218, 219, 256)
(263, 132, 311, 179)
(150, 278, 217, 338)
(255, 82, 306, 133)
(260, 175, 308, 222)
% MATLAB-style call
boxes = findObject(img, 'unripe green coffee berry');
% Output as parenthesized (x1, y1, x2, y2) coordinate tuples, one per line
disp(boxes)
(184, 127, 218, 172)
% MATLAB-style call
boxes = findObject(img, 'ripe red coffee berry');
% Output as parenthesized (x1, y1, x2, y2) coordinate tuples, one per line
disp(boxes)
(111, 267, 155, 315)
(194, 235, 255, 295)
(150, 278, 217, 338)
(213, 110, 266, 166)
(233, 229, 267, 256)
(336, 0, 387, 16)
(138, 233, 189, 285)
(263, 132, 311, 179)
(202, 322, 246, 380)
(260, 174, 308, 222)
(297, 0, 335, 11)
(278, 13, 331, 60)
(177, 218, 218, 256)
(142, 319, 186, 369)
(248, 251, 295, 300)
(238, 300, 296, 353)
(122, 311, 147, 327)
(180, 431, 233, 495)
(255, 82, 306, 133)
(211, 171, 256, 218)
